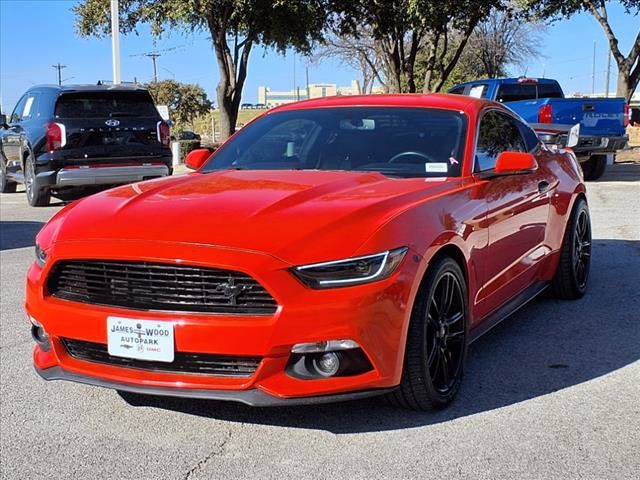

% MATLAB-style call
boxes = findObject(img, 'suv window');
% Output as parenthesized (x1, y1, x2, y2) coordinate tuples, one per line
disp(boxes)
(475, 110, 526, 171)
(54, 91, 159, 118)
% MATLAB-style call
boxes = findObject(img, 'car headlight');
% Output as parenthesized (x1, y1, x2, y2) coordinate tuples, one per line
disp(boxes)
(35, 243, 47, 268)
(292, 247, 408, 289)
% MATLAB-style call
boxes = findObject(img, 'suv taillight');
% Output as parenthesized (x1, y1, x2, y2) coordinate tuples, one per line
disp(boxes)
(46, 123, 66, 151)
(538, 104, 553, 124)
(157, 121, 170, 146)
(623, 104, 630, 128)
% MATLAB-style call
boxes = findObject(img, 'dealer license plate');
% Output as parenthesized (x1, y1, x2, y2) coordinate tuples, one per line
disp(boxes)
(107, 316, 174, 362)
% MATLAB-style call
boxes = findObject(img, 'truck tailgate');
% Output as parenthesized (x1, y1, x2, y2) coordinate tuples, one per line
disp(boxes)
(507, 97, 626, 137)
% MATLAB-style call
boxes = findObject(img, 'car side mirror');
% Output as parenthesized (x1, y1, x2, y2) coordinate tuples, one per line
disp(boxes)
(184, 148, 211, 170)
(482, 152, 538, 178)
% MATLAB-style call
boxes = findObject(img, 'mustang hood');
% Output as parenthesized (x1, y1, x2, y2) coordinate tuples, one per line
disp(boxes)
(46, 170, 456, 264)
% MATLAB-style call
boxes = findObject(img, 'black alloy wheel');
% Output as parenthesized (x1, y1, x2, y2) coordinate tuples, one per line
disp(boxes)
(552, 197, 591, 299)
(426, 271, 466, 394)
(386, 255, 468, 411)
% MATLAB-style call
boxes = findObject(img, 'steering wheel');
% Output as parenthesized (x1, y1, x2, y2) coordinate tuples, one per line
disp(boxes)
(388, 151, 438, 164)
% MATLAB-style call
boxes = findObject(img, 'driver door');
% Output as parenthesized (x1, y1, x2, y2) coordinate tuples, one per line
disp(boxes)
(474, 110, 552, 319)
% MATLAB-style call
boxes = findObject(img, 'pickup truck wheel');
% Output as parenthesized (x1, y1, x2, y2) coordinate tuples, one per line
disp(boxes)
(1, 157, 18, 193)
(25, 155, 50, 207)
(552, 197, 591, 299)
(386, 256, 468, 411)
(581, 154, 607, 181)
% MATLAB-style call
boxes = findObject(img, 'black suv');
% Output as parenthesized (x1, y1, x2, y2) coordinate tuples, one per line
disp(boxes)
(0, 84, 172, 206)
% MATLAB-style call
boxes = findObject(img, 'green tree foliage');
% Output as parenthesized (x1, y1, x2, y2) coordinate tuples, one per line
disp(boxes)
(521, 0, 639, 101)
(145, 80, 211, 129)
(331, 0, 503, 93)
(74, 0, 328, 139)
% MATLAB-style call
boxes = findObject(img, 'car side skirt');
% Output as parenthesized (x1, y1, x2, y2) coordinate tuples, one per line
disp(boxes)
(469, 281, 549, 343)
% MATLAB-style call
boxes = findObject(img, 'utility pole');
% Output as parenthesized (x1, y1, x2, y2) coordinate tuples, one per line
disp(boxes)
(52, 63, 67, 85)
(306, 64, 310, 100)
(293, 52, 297, 100)
(604, 48, 611, 98)
(591, 41, 596, 95)
(145, 53, 161, 83)
(110, 0, 121, 84)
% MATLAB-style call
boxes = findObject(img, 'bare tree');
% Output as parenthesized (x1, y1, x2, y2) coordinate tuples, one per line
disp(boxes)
(312, 26, 386, 93)
(469, 9, 546, 78)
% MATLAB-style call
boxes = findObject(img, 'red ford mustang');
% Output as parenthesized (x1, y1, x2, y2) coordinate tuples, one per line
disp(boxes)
(27, 94, 592, 410)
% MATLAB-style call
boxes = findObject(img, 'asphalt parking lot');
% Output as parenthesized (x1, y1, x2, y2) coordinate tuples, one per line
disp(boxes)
(1, 164, 639, 480)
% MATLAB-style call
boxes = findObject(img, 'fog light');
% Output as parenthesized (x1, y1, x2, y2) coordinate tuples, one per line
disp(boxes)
(29, 316, 51, 351)
(312, 352, 341, 377)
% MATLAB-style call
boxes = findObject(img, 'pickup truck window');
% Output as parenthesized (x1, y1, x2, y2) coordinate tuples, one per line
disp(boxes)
(449, 86, 465, 95)
(476, 110, 526, 171)
(496, 84, 537, 102)
(496, 82, 564, 102)
(469, 85, 488, 98)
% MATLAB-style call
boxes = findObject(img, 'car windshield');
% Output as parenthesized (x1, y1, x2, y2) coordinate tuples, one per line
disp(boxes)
(201, 107, 467, 178)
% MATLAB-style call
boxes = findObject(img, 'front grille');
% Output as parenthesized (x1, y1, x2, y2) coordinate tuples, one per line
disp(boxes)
(61, 338, 262, 377)
(47, 260, 277, 315)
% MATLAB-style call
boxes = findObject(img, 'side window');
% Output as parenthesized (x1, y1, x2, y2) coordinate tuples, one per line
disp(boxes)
(21, 94, 38, 120)
(518, 121, 540, 152)
(476, 111, 527, 171)
(468, 84, 488, 98)
(10, 95, 27, 123)
(449, 86, 465, 95)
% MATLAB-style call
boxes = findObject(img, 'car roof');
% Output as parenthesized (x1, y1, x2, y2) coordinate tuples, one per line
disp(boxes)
(268, 93, 494, 115)
(455, 77, 560, 87)
(27, 84, 150, 94)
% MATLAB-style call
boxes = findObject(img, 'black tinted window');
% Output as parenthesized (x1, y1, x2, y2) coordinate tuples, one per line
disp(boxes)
(476, 111, 526, 171)
(10, 95, 27, 123)
(55, 91, 159, 118)
(449, 86, 465, 95)
(537, 83, 564, 98)
(518, 122, 540, 152)
(496, 83, 537, 102)
(202, 108, 467, 178)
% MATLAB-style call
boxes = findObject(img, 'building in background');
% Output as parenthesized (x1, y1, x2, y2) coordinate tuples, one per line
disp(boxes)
(258, 80, 385, 107)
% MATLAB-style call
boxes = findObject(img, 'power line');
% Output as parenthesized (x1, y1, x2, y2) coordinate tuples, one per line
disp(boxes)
(130, 45, 184, 83)
(51, 63, 67, 85)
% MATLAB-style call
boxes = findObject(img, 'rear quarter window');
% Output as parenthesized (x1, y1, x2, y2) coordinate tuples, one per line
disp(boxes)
(55, 91, 159, 118)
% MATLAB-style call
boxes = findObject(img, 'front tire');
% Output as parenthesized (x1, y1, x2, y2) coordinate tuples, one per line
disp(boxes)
(25, 154, 50, 207)
(552, 197, 592, 299)
(581, 154, 607, 181)
(387, 256, 468, 411)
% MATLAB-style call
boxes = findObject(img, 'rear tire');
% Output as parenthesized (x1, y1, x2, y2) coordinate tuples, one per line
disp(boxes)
(0, 156, 17, 193)
(386, 256, 468, 411)
(581, 154, 607, 181)
(552, 197, 591, 299)
(25, 155, 50, 207)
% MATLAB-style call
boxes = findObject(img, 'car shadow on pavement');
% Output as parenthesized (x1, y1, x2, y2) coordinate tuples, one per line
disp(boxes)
(118, 239, 640, 433)
(597, 162, 640, 182)
(0, 221, 45, 250)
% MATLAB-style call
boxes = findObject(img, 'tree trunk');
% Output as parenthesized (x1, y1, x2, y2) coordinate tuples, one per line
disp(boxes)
(616, 70, 632, 103)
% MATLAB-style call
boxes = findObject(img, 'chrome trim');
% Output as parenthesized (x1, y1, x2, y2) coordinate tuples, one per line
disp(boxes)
(55, 164, 169, 187)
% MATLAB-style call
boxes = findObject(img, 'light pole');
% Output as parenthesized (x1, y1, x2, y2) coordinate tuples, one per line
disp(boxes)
(110, 0, 121, 84)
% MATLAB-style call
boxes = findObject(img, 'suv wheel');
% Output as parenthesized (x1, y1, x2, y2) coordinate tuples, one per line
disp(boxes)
(25, 155, 50, 207)
(1, 156, 17, 193)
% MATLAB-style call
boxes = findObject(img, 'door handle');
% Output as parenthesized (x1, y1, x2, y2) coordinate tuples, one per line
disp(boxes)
(538, 180, 550, 194)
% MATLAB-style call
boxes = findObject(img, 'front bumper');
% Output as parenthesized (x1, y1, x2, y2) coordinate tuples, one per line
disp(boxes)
(27, 239, 419, 403)
(36, 366, 394, 406)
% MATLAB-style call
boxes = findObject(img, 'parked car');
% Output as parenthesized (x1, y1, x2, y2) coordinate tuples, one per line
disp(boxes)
(0, 84, 172, 206)
(28, 94, 591, 410)
(449, 77, 630, 180)
(240, 103, 254, 109)
(177, 130, 201, 141)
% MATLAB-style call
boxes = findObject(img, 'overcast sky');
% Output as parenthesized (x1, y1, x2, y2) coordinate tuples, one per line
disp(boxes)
(0, 0, 637, 112)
